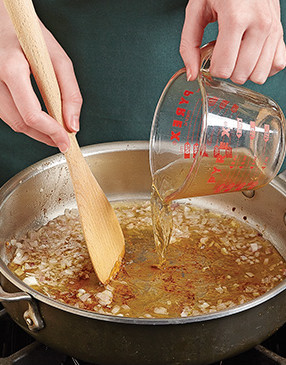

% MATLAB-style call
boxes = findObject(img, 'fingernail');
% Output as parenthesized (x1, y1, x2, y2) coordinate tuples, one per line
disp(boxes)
(70, 115, 79, 132)
(186, 68, 192, 81)
(59, 143, 69, 154)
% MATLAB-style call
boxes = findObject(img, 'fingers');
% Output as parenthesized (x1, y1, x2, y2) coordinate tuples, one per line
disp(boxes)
(249, 35, 279, 84)
(0, 81, 57, 147)
(1, 56, 71, 152)
(231, 8, 285, 84)
(42, 26, 83, 133)
(269, 37, 286, 77)
(230, 29, 272, 84)
(211, 2, 275, 84)
(53, 57, 82, 133)
(180, 0, 212, 81)
(250, 0, 286, 81)
(0, 13, 82, 152)
(180, 0, 286, 85)
(209, 18, 243, 79)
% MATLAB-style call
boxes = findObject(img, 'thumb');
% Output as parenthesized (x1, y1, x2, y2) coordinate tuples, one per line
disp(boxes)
(180, 1, 211, 81)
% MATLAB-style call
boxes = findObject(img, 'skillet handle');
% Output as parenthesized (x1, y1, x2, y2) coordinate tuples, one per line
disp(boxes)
(0, 285, 44, 331)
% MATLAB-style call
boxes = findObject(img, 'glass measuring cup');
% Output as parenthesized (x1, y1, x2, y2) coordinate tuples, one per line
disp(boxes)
(150, 41, 286, 202)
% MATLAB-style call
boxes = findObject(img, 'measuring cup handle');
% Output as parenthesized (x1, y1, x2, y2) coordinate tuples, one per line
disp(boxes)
(200, 40, 216, 74)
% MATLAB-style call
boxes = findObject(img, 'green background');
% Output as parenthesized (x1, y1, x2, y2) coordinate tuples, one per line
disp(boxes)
(0, 0, 285, 186)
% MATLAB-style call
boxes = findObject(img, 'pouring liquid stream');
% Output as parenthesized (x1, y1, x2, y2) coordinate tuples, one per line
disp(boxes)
(151, 153, 269, 264)
(151, 185, 173, 265)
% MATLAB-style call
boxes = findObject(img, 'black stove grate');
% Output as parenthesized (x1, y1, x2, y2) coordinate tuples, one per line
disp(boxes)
(1, 306, 285, 365)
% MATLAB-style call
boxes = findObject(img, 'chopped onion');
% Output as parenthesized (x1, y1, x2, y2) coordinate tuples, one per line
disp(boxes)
(23, 275, 39, 287)
(154, 307, 168, 315)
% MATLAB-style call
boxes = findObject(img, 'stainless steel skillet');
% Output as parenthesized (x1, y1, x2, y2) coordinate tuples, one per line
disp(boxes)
(0, 141, 285, 365)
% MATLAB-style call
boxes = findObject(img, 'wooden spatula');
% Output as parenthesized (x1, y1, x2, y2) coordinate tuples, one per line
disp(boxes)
(3, 0, 125, 285)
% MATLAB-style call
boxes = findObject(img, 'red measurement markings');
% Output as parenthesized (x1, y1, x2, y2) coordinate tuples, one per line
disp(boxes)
(187, 98, 201, 141)
(219, 99, 230, 110)
(236, 118, 243, 139)
(208, 97, 238, 114)
(235, 154, 261, 191)
(179, 95, 191, 106)
(192, 101, 204, 158)
(219, 154, 241, 192)
(250, 155, 258, 170)
(233, 115, 243, 151)
(184, 142, 191, 159)
(211, 105, 234, 161)
(213, 142, 232, 160)
(221, 121, 230, 138)
(261, 156, 269, 170)
(238, 155, 247, 169)
(234, 156, 254, 192)
(236, 154, 261, 191)
(208, 96, 219, 110)
(249, 124, 270, 171)
(264, 124, 270, 142)
(207, 166, 221, 184)
(170, 130, 181, 142)
(214, 108, 240, 167)
(207, 100, 220, 145)
(211, 146, 260, 194)
(170, 89, 194, 144)
(184, 98, 202, 159)
(201, 144, 209, 157)
(229, 156, 241, 184)
(206, 96, 223, 147)
(191, 101, 203, 142)
(250, 121, 256, 140)
(207, 97, 232, 147)
(214, 177, 259, 194)
(213, 104, 239, 153)
(244, 155, 253, 170)
(183, 110, 191, 126)
(193, 143, 199, 158)
(208, 96, 238, 112)
(192, 141, 209, 158)
(229, 156, 237, 169)
(220, 103, 239, 146)
(260, 124, 270, 169)
(208, 152, 237, 193)
(213, 105, 232, 146)
(220, 115, 239, 185)
(195, 103, 204, 142)
(231, 104, 239, 113)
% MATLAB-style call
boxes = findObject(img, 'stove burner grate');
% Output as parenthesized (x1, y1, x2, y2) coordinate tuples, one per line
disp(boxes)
(1, 307, 285, 365)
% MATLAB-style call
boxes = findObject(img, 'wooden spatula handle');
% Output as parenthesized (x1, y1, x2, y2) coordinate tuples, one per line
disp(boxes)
(3, 0, 80, 154)
(4, 0, 90, 182)
(4, 0, 63, 123)
(4, 0, 125, 284)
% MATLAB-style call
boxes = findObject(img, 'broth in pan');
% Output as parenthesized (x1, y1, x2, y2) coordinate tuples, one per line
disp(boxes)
(7, 200, 286, 318)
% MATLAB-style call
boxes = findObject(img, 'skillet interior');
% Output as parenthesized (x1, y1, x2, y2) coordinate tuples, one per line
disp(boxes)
(0, 141, 285, 323)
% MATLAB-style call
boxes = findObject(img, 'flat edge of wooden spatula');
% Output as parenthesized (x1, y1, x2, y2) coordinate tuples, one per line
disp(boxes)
(3, 0, 125, 285)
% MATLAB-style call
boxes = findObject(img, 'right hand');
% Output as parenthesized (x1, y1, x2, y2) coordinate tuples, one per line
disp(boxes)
(180, 0, 286, 85)
(0, 2, 82, 153)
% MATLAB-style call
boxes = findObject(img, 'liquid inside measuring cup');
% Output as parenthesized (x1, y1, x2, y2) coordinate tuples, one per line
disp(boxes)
(150, 69, 286, 262)
(151, 155, 269, 263)
(152, 152, 269, 202)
